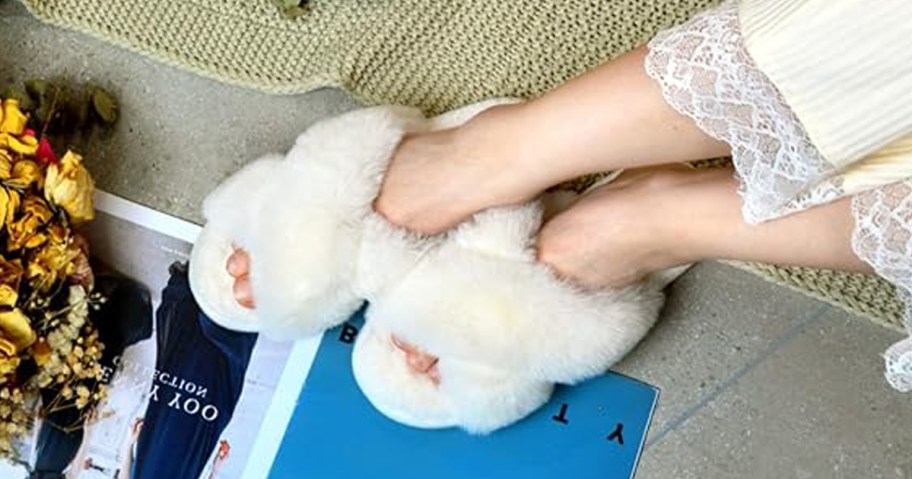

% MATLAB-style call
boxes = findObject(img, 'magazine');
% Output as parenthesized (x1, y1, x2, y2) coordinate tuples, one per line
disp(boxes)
(1, 192, 659, 479)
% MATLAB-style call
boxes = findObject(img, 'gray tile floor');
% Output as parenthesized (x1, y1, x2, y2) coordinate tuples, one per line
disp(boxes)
(3, 1, 911, 477)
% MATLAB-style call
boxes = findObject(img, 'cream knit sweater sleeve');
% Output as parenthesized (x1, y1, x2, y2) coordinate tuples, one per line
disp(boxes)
(739, 0, 912, 169)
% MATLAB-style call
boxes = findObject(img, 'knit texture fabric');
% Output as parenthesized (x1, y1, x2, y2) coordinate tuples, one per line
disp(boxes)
(18, 0, 905, 331)
(20, 0, 721, 114)
(729, 262, 904, 332)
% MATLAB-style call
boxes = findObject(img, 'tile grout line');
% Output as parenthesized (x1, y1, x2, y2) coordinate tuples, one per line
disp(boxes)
(643, 303, 831, 451)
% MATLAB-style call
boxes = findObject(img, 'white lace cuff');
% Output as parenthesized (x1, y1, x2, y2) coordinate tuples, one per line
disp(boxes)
(645, 0, 912, 392)
(644, 1, 840, 225)
(853, 181, 912, 391)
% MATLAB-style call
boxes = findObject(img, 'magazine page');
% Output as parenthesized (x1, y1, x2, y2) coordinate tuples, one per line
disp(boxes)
(7, 192, 301, 479)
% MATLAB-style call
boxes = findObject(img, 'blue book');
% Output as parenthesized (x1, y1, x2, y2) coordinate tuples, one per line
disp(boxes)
(268, 311, 659, 479)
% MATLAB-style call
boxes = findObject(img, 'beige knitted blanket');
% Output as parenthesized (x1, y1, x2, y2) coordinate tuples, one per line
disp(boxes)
(19, 0, 905, 331)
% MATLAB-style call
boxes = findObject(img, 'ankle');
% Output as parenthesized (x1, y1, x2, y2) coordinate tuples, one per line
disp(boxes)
(456, 104, 573, 200)
(647, 167, 736, 267)
(623, 167, 709, 269)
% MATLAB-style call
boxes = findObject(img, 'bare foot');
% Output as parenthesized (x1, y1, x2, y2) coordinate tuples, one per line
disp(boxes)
(537, 165, 708, 288)
(375, 105, 551, 235)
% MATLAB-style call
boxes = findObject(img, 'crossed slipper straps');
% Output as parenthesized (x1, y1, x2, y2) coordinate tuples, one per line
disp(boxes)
(189, 100, 684, 433)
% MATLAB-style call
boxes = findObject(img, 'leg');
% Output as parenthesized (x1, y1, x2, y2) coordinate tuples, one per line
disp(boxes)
(513, 46, 730, 179)
(680, 171, 870, 273)
(537, 166, 873, 289)
(377, 46, 730, 234)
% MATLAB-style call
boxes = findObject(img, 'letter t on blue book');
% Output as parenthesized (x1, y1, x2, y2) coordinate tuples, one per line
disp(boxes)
(269, 312, 658, 479)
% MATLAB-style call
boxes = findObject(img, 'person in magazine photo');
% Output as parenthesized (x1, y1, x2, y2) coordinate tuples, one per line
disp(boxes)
(124, 262, 257, 479)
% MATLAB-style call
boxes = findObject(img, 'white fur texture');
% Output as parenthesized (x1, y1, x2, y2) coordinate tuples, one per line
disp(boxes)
(358, 202, 672, 433)
(368, 203, 666, 386)
(190, 100, 682, 434)
(353, 320, 554, 434)
(193, 106, 426, 336)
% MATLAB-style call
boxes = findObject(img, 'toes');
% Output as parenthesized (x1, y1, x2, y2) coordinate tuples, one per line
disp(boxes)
(406, 351, 439, 374)
(226, 248, 251, 278)
(391, 335, 413, 353)
(427, 363, 441, 386)
(392, 335, 441, 382)
(232, 275, 256, 309)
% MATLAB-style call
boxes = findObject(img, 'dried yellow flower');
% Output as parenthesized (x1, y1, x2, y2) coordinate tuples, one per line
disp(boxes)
(23, 195, 52, 223)
(0, 286, 16, 308)
(46, 222, 68, 244)
(28, 240, 80, 292)
(0, 309, 36, 352)
(0, 188, 12, 233)
(44, 151, 95, 223)
(8, 160, 43, 189)
(7, 195, 53, 251)
(0, 100, 28, 135)
(0, 99, 104, 449)
(4, 189, 19, 234)
(0, 150, 12, 180)
(0, 339, 14, 358)
(0, 257, 22, 308)
(0, 133, 38, 156)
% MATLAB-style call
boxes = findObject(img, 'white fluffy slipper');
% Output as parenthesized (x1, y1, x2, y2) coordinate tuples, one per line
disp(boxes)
(353, 203, 669, 433)
(189, 99, 685, 433)
(352, 319, 553, 434)
(189, 100, 519, 334)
